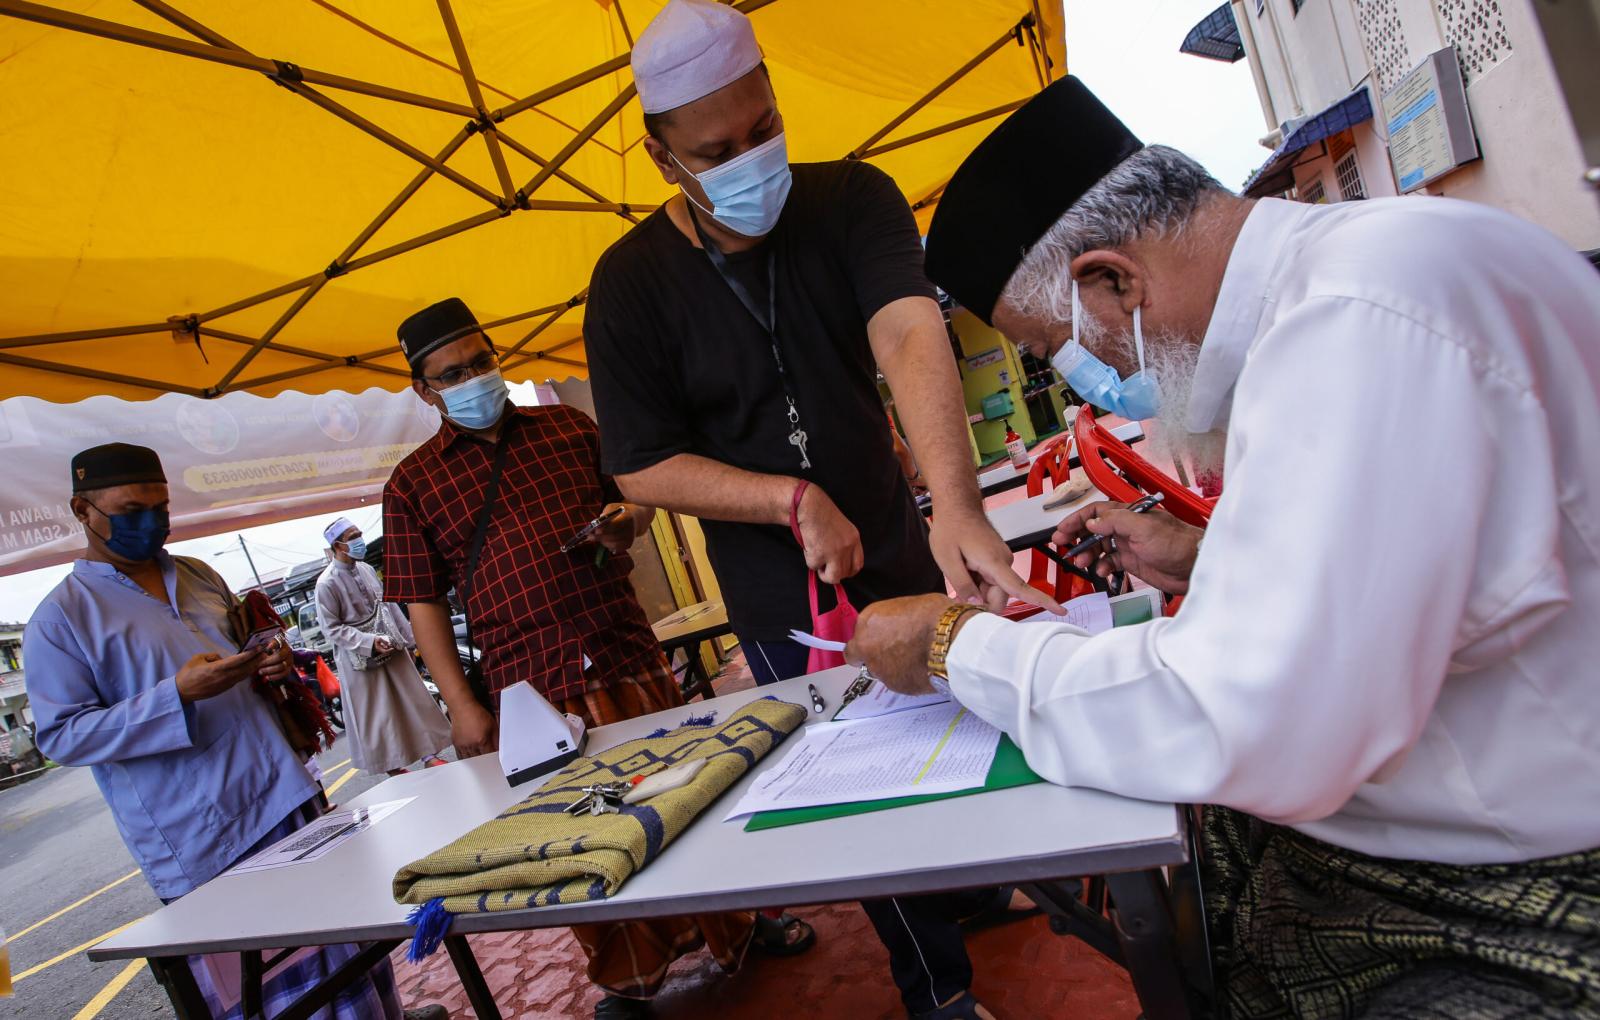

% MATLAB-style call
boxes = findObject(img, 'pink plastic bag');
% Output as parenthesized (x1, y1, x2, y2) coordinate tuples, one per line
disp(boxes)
(805, 572, 858, 673)
(790, 483, 858, 672)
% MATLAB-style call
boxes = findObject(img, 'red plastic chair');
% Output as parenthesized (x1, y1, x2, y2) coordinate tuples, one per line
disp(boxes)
(1013, 433, 1095, 611)
(1073, 406, 1218, 615)
(1073, 406, 1215, 528)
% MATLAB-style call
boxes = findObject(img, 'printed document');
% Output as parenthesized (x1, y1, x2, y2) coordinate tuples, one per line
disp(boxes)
(1022, 591, 1112, 634)
(833, 681, 948, 721)
(725, 702, 1001, 819)
(226, 799, 413, 875)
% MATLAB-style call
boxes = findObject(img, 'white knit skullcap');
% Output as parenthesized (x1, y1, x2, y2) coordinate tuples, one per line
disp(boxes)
(323, 517, 357, 546)
(632, 0, 764, 115)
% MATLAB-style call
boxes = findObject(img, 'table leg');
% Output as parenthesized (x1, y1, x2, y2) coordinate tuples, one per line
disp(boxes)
(1021, 880, 1124, 963)
(673, 641, 716, 702)
(241, 948, 264, 1019)
(1105, 869, 1196, 1020)
(445, 934, 503, 1020)
(148, 955, 210, 1020)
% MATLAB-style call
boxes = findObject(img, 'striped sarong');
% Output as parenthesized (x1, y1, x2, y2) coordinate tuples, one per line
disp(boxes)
(1202, 805, 1600, 1019)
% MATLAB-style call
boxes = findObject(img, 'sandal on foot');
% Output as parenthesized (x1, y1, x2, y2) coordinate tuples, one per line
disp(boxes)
(957, 885, 1042, 933)
(595, 995, 652, 1019)
(911, 992, 989, 1019)
(751, 912, 817, 957)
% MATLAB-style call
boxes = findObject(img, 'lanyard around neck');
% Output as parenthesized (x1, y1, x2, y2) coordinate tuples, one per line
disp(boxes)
(686, 203, 811, 470)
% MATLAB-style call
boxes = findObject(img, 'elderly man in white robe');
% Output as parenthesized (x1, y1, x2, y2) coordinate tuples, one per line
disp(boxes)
(315, 518, 451, 776)
(846, 77, 1600, 1019)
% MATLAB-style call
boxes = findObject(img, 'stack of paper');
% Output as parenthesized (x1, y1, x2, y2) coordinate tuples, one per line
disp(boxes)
(724, 701, 1001, 821)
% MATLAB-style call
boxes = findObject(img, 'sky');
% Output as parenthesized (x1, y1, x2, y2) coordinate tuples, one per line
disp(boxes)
(0, 0, 1270, 624)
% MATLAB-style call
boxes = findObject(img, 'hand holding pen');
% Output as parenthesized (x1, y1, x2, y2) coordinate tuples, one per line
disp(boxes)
(1049, 493, 1204, 596)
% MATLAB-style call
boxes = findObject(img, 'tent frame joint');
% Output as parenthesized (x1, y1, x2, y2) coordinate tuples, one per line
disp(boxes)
(324, 262, 347, 279)
(267, 59, 304, 91)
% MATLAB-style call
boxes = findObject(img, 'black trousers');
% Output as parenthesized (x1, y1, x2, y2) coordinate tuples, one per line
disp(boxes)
(743, 635, 991, 1014)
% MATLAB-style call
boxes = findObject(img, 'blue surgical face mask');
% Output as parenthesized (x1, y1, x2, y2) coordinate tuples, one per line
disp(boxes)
(90, 504, 170, 562)
(671, 132, 793, 238)
(437, 367, 508, 431)
(1050, 280, 1162, 421)
(343, 537, 367, 561)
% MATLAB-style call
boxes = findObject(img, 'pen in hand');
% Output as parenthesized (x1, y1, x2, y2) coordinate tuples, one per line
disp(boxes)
(1059, 492, 1166, 559)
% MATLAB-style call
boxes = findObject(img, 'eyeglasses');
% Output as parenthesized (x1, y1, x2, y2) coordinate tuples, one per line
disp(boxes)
(422, 351, 498, 389)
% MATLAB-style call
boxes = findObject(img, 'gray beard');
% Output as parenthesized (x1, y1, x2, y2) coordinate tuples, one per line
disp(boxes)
(1078, 307, 1226, 478)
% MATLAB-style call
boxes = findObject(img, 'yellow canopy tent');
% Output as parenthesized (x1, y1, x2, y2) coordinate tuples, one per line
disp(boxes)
(0, 0, 1065, 403)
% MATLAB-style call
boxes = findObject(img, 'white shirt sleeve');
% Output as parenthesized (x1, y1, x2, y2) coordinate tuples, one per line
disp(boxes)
(949, 296, 1499, 823)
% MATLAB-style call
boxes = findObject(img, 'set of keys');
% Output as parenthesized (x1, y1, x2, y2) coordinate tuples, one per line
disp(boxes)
(564, 781, 631, 817)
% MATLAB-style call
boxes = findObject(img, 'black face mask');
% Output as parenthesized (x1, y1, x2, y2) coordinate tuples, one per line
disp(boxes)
(87, 504, 171, 562)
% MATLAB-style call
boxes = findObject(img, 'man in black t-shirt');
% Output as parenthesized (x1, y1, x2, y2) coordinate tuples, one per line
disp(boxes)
(583, 3, 1049, 1017)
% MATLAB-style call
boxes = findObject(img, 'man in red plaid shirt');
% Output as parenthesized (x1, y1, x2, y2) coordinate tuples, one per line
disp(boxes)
(382, 297, 813, 1019)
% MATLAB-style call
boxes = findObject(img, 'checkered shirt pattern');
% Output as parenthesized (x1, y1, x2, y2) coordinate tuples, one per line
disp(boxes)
(382, 404, 664, 704)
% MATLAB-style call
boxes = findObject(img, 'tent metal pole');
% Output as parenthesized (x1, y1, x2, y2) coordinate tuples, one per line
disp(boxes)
(341, 209, 507, 276)
(199, 328, 411, 378)
(197, 274, 324, 324)
(501, 297, 583, 360)
(516, 88, 636, 202)
(211, 277, 329, 394)
(0, 352, 204, 397)
(536, 354, 585, 369)
(0, 322, 171, 350)
(434, 0, 517, 203)
(490, 56, 630, 122)
(847, 15, 1030, 160)
(195, 125, 472, 331)
(503, 326, 587, 371)
(336, 124, 478, 263)
(260, 79, 500, 208)
(226, 360, 357, 393)
(522, 199, 652, 213)
(857, 98, 1029, 160)
(0, 0, 476, 118)
(126, 0, 500, 208)
(495, 131, 642, 223)
(480, 303, 576, 330)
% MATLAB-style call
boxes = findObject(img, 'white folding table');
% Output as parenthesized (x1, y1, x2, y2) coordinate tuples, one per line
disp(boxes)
(974, 421, 1146, 499)
(650, 600, 731, 701)
(92, 667, 1208, 1019)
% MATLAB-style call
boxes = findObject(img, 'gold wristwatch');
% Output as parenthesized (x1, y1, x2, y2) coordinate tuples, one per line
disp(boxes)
(928, 604, 985, 681)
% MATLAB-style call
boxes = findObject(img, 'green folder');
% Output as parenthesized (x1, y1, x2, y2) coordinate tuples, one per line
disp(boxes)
(743, 590, 1160, 831)
(744, 734, 1042, 831)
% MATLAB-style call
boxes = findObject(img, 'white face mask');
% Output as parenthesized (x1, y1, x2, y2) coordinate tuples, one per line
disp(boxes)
(670, 132, 794, 238)
(1049, 280, 1163, 421)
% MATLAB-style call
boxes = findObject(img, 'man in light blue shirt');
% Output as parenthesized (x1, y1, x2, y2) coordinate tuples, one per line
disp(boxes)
(24, 443, 436, 1020)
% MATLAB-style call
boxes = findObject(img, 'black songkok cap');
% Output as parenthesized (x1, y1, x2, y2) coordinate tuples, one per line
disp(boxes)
(925, 76, 1142, 326)
(397, 297, 484, 370)
(71, 443, 166, 493)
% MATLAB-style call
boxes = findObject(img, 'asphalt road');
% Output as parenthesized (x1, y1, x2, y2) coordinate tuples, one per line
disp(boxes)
(1, 735, 399, 1020)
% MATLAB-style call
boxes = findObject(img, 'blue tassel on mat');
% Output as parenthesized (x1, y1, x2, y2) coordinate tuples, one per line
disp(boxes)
(405, 897, 453, 961)
(647, 709, 718, 739)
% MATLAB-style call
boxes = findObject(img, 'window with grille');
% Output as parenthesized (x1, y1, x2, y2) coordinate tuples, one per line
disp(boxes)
(1300, 178, 1327, 204)
(1334, 152, 1366, 200)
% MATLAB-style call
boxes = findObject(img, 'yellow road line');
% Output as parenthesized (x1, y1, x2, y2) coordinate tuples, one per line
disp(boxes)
(913, 709, 967, 785)
(70, 959, 146, 1020)
(13, 918, 143, 983)
(324, 766, 360, 797)
(10, 871, 140, 942)
(327, 757, 351, 772)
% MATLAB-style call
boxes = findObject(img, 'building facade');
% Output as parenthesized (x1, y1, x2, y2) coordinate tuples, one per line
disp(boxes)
(1218, 0, 1600, 249)
(1, 622, 30, 734)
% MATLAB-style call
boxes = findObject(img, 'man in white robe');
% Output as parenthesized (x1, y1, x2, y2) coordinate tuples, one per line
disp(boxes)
(847, 77, 1600, 1018)
(314, 518, 451, 776)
